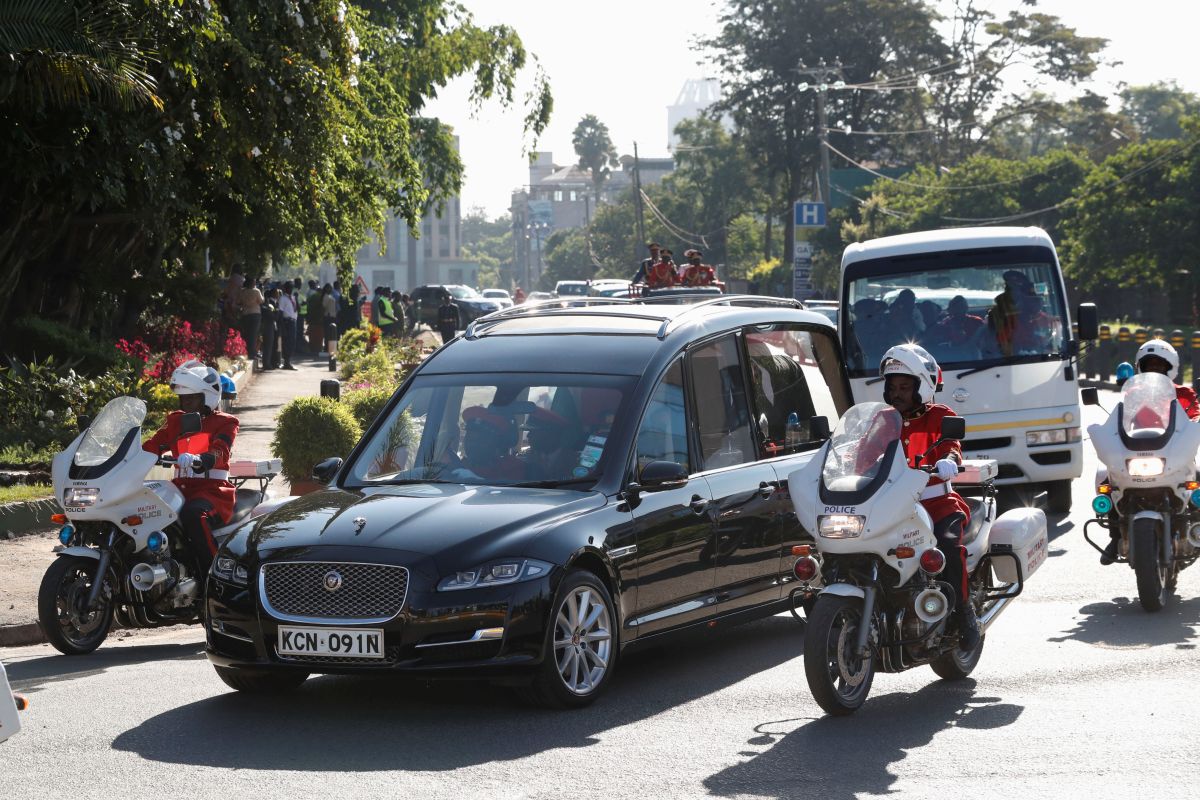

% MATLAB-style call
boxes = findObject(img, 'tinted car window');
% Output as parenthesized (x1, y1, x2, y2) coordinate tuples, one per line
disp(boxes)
(635, 360, 690, 475)
(745, 326, 844, 454)
(689, 335, 756, 470)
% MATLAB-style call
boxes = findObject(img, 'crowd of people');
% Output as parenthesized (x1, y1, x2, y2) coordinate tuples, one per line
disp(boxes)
(220, 269, 365, 370)
(369, 286, 417, 338)
(632, 242, 718, 289)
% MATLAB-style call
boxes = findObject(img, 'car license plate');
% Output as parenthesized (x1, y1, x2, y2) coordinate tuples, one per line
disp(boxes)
(277, 626, 384, 659)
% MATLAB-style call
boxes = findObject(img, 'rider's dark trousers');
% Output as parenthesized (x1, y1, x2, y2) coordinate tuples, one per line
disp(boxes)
(935, 511, 968, 606)
(179, 498, 223, 577)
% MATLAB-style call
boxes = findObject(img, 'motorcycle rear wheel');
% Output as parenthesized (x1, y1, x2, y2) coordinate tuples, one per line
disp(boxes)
(930, 628, 985, 680)
(804, 595, 875, 716)
(38, 556, 115, 655)
(1133, 518, 1167, 612)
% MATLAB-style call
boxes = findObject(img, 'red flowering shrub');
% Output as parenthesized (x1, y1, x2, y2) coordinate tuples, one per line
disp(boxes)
(114, 316, 246, 382)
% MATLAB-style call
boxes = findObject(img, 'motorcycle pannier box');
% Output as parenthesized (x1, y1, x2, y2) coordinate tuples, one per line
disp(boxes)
(989, 507, 1048, 584)
(955, 458, 997, 486)
(229, 459, 282, 478)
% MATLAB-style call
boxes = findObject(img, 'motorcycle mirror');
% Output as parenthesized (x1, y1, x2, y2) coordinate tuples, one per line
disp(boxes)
(179, 411, 203, 436)
(312, 457, 343, 484)
(939, 415, 966, 441)
(809, 415, 831, 441)
(1081, 387, 1100, 406)
(77, 415, 91, 432)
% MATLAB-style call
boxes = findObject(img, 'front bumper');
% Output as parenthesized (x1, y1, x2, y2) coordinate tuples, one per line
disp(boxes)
(205, 565, 555, 678)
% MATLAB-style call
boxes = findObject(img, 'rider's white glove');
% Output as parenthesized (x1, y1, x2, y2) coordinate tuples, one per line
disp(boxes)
(176, 453, 197, 473)
(934, 458, 958, 481)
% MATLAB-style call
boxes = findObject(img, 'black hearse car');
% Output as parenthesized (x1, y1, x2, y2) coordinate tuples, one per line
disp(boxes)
(206, 296, 852, 707)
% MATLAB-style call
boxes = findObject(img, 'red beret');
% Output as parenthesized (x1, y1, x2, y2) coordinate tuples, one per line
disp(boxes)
(463, 406, 510, 435)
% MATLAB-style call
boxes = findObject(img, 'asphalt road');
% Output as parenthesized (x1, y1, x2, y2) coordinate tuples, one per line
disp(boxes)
(4, 390, 1199, 799)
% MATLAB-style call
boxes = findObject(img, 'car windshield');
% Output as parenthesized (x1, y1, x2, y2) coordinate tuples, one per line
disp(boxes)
(449, 286, 482, 300)
(74, 396, 146, 467)
(557, 283, 589, 296)
(482, 290, 509, 299)
(346, 373, 634, 488)
(821, 402, 902, 491)
(1121, 372, 1176, 440)
(843, 259, 1067, 376)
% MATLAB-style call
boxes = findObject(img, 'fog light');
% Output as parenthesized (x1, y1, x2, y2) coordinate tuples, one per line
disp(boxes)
(1092, 495, 1113, 514)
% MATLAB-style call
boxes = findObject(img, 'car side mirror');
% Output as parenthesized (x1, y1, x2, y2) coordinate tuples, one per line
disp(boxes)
(939, 415, 966, 441)
(1081, 387, 1099, 406)
(809, 415, 831, 441)
(1076, 303, 1099, 341)
(312, 457, 343, 483)
(638, 460, 689, 492)
(179, 412, 203, 436)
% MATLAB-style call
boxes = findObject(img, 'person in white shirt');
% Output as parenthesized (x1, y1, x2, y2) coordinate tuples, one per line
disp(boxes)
(277, 281, 299, 370)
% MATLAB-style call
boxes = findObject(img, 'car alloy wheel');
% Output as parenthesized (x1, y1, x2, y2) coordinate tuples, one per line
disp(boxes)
(553, 583, 613, 696)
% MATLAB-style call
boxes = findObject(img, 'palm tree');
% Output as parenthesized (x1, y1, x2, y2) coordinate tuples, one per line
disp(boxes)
(572, 114, 620, 206)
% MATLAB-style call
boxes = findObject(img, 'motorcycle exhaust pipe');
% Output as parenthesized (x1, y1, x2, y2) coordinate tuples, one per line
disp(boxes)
(130, 562, 169, 592)
(913, 587, 949, 625)
(978, 582, 1022, 633)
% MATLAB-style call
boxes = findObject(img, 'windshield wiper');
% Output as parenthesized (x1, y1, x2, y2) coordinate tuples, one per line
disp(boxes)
(509, 478, 595, 489)
(956, 353, 1061, 379)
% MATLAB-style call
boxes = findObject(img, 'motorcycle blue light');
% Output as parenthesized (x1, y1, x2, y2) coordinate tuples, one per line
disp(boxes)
(1092, 495, 1112, 514)
(147, 532, 164, 552)
(57, 525, 74, 546)
(1115, 362, 1135, 382)
(1191, 490, 1200, 508)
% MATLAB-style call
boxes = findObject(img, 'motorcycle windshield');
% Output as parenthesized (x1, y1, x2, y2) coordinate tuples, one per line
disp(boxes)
(821, 402, 903, 492)
(74, 396, 147, 467)
(1121, 372, 1175, 440)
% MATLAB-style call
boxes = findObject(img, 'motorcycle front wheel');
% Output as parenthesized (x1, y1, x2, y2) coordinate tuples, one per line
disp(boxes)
(804, 594, 875, 716)
(1133, 518, 1167, 612)
(37, 556, 115, 655)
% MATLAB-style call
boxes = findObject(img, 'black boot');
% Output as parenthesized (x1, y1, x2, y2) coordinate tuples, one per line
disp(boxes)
(956, 602, 981, 650)
(1100, 537, 1120, 565)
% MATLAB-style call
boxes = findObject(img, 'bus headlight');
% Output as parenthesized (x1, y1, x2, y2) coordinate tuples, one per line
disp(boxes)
(1026, 428, 1081, 447)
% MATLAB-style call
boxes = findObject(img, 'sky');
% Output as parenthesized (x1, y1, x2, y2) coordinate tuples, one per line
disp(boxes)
(425, 1, 1200, 219)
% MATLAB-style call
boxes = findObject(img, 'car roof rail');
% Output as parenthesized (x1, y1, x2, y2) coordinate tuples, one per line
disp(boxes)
(463, 297, 652, 339)
(650, 294, 805, 338)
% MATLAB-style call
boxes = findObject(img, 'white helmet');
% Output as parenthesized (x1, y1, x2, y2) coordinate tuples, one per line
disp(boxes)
(169, 359, 221, 410)
(1136, 339, 1180, 381)
(880, 344, 941, 404)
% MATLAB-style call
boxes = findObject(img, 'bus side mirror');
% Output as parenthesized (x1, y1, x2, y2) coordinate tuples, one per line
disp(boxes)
(940, 416, 966, 440)
(1076, 303, 1099, 341)
(1081, 388, 1099, 406)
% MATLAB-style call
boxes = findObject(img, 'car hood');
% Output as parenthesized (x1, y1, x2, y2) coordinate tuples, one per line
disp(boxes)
(237, 484, 605, 567)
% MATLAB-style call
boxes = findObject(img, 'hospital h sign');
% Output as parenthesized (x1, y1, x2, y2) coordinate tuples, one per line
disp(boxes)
(793, 201, 826, 228)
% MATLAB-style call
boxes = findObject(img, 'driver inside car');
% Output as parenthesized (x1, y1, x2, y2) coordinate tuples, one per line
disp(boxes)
(142, 359, 239, 576)
(447, 406, 523, 482)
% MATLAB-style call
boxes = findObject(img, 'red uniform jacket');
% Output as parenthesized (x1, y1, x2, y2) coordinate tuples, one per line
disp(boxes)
(901, 403, 971, 526)
(646, 261, 678, 289)
(143, 410, 239, 523)
(681, 264, 715, 286)
(1177, 384, 1200, 420)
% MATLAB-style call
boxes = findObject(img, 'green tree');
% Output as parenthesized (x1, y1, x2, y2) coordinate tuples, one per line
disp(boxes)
(572, 114, 619, 206)
(1120, 82, 1200, 141)
(538, 228, 592, 290)
(461, 208, 514, 289)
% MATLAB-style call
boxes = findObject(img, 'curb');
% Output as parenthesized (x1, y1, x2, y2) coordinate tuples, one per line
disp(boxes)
(0, 623, 44, 648)
(0, 498, 60, 540)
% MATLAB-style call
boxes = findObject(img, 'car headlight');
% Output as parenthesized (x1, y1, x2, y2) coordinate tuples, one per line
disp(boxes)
(1026, 428, 1080, 447)
(63, 487, 100, 508)
(818, 514, 865, 538)
(211, 555, 249, 586)
(1127, 457, 1165, 477)
(437, 559, 553, 591)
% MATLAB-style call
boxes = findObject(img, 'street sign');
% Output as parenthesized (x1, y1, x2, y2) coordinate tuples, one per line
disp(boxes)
(793, 243, 815, 301)
(793, 201, 826, 228)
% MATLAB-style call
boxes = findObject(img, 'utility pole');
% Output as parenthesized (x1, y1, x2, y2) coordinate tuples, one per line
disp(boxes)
(794, 61, 845, 209)
(632, 141, 646, 263)
(815, 84, 832, 207)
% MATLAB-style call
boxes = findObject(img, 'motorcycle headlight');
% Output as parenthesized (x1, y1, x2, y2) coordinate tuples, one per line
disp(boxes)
(211, 556, 249, 586)
(1127, 457, 1165, 477)
(437, 559, 553, 592)
(63, 487, 100, 508)
(818, 514, 865, 538)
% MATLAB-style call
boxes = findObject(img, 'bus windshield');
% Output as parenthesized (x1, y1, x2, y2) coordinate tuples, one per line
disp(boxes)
(843, 260, 1066, 377)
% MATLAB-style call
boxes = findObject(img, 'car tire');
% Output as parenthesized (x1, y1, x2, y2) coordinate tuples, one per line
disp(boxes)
(213, 665, 309, 693)
(519, 569, 618, 709)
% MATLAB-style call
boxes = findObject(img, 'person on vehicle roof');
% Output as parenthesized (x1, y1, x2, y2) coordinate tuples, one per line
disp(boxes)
(880, 344, 980, 649)
(632, 242, 661, 285)
(645, 249, 678, 289)
(142, 359, 239, 576)
(680, 249, 716, 286)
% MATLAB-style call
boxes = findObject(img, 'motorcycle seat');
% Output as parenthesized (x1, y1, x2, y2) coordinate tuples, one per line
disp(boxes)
(229, 488, 262, 526)
(961, 497, 987, 547)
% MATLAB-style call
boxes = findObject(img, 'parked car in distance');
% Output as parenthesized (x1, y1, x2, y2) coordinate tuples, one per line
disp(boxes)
(481, 289, 514, 309)
(554, 280, 590, 297)
(525, 290, 557, 303)
(411, 285, 503, 329)
(589, 279, 631, 297)
(804, 299, 839, 327)
(205, 296, 852, 707)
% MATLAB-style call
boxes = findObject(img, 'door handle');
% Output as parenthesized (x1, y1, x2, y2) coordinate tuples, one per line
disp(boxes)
(689, 495, 709, 514)
(758, 481, 776, 499)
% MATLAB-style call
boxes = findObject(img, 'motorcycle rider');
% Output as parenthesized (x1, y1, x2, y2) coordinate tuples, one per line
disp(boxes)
(1099, 339, 1199, 564)
(142, 359, 239, 577)
(880, 344, 981, 649)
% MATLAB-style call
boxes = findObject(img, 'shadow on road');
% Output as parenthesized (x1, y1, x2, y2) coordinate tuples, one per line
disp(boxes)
(111, 615, 804, 771)
(704, 679, 1022, 800)
(1048, 595, 1200, 649)
(7, 641, 206, 692)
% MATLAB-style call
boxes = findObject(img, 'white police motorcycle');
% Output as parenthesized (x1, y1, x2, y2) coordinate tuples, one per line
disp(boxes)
(787, 403, 1047, 715)
(41, 396, 287, 654)
(1083, 369, 1200, 611)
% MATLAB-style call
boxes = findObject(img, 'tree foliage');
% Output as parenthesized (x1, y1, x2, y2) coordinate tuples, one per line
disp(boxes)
(572, 114, 619, 205)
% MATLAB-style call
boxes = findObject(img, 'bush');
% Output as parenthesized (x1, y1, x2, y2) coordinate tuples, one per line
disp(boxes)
(341, 385, 394, 431)
(344, 348, 397, 390)
(9, 317, 134, 376)
(271, 397, 362, 483)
